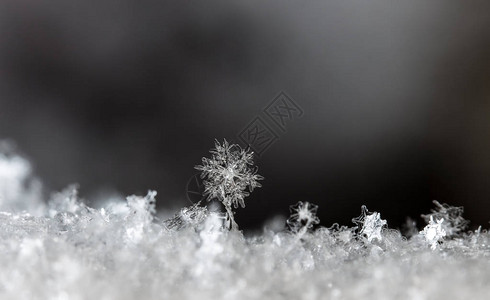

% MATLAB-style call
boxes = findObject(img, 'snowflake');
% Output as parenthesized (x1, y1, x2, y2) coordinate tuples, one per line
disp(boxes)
(195, 139, 263, 230)
(421, 200, 468, 237)
(287, 201, 320, 234)
(420, 216, 446, 250)
(163, 202, 209, 230)
(352, 205, 387, 242)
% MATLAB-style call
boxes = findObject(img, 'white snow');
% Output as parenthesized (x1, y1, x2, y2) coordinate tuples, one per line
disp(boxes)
(0, 146, 490, 300)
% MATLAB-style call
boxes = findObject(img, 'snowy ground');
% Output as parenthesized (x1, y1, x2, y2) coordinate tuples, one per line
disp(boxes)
(1, 148, 490, 300)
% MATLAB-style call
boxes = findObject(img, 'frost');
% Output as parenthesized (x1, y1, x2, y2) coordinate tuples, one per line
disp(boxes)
(420, 216, 447, 250)
(1, 141, 490, 299)
(195, 139, 263, 230)
(352, 205, 387, 242)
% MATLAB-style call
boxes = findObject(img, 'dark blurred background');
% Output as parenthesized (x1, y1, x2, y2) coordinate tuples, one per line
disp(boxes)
(1, 1, 490, 230)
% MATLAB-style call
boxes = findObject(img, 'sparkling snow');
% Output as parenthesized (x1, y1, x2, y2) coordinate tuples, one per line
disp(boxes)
(1, 147, 490, 300)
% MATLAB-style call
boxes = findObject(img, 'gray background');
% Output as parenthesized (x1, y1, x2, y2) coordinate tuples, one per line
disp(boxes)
(1, 0, 490, 230)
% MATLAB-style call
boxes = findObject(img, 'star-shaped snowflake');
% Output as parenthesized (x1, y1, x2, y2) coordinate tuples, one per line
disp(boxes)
(352, 205, 387, 242)
(287, 201, 320, 233)
(421, 200, 468, 237)
(195, 139, 263, 209)
(420, 216, 446, 250)
(195, 139, 263, 230)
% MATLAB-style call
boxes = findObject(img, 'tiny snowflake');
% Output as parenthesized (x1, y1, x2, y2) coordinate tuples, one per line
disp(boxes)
(195, 139, 263, 230)
(287, 201, 320, 234)
(420, 216, 446, 250)
(352, 205, 387, 242)
(163, 202, 209, 230)
(421, 200, 468, 237)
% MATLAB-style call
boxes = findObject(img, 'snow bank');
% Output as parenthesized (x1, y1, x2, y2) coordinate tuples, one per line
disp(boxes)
(0, 148, 489, 300)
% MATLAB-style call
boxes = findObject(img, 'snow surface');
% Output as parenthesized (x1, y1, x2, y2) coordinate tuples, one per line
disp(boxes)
(1, 149, 490, 300)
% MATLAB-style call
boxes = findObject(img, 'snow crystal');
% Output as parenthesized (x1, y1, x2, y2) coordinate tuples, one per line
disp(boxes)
(352, 205, 387, 242)
(1, 142, 490, 300)
(287, 201, 320, 235)
(195, 139, 263, 230)
(422, 200, 469, 237)
(420, 216, 447, 250)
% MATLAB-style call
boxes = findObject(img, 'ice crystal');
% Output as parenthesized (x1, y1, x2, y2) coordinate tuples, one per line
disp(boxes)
(352, 205, 387, 242)
(422, 200, 469, 237)
(421, 216, 447, 250)
(163, 202, 209, 230)
(287, 201, 320, 234)
(195, 139, 263, 230)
